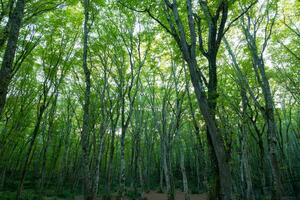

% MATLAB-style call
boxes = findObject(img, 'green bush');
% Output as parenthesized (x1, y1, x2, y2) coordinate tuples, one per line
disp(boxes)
(21, 189, 39, 200)
(57, 190, 75, 199)
(0, 191, 16, 200)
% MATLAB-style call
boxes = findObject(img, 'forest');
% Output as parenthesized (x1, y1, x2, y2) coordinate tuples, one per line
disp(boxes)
(0, 0, 299, 200)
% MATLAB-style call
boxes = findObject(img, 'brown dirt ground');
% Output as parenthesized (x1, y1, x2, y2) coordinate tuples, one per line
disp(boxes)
(143, 191, 208, 200)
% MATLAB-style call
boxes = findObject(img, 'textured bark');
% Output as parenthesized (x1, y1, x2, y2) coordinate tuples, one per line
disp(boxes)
(0, 0, 15, 49)
(0, 0, 26, 116)
(81, 0, 93, 199)
(260, 63, 282, 200)
(240, 90, 255, 200)
(184, 29, 232, 200)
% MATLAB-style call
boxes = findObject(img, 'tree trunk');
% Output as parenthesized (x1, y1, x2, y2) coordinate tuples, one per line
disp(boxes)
(180, 145, 190, 200)
(91, 123, 106, 198)
(186, 57, 233, 200)
(159, 1, 233, 198)
(260, 66, 282, 200)
(242, 14, 282, 198)
(120, 126, 126, 200)
(240, 89, 255, 200)
(106, 126, 116, 197)
(0, 0, 26, 116)
(58, 99, 73, 193)
(16, 105, 46, 200)
(81, 0, 92, 199)
(138, 157, 145, 199)
(163, 136, 172, 200)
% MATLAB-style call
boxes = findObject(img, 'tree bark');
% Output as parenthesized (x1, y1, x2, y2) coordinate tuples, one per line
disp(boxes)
(180, 143, 190, 200)
(0, 0, 26, 116)
(242, 17, 282, 199)
(159, 1, 233, 199)
(81, 0, 93, 199)
(240, 90, 255, 200)
(91, 123, 106, 198)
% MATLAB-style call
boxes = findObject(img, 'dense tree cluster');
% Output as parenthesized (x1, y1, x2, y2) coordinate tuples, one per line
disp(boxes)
(0, 0, 299, 200)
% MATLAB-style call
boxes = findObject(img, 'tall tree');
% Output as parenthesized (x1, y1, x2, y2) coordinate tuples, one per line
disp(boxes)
(139, 0, 254, 198)
(240, 2, 282, 199)
(0, 0, 26, 116)
(81, 0, 93, 199)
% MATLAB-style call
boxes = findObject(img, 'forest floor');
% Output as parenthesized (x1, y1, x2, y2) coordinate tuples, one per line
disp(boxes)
(70, 191, 208, 200)
(141, 191, 208, 200)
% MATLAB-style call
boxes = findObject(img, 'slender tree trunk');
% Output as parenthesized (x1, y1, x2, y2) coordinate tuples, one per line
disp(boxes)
(16, 105, 46, 200)
(161, 95, 174, 200)
(138, 157, 145, 199)
(0, 0, 26, 116)
(180, 145, 190, 200)
(81, 0, 92, 199)
(39, 92, 58, 197)
(91, 123, 106, 198)
(133, 132, 139, 197)
(120, 93, 128, 199)
(159, 139, 164, 193)
(242, 15, 282, 198)
(120, 126, 126, 200)
(162, 136, 172, 200)
(0, 167, 6, 190)
(58, 100, 73, 193)
(106, 127, 116, 197)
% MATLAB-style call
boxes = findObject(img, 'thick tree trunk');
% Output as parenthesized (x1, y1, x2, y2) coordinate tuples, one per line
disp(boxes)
(206, 55, 222, 200)
(240, 89, 255, 200)
(0, 0, 26, 116)
(186, 57, 233, 200)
